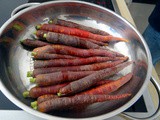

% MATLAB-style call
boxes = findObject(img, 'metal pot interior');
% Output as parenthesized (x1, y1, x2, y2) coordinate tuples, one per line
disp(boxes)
(0, 1, 152, 119)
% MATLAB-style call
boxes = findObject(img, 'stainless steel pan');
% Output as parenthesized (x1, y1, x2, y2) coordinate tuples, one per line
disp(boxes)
(0, 1, 160, 120)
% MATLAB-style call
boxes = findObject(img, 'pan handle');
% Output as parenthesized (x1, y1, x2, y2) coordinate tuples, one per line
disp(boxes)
(121, 76, 160, 120)
(11, 3, 40, 17)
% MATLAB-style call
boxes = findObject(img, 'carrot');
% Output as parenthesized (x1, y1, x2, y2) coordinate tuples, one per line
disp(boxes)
(30, 79, 114, 110)
(37, 94, 58, 104)
(31, 94, 58, 109)
(30, 71, 94, 86)
(79, 73, 133, 95)
(34, 56, 128, 68)
(31, 52, 78, 60)
(58, 61, 133, 96)
(94, 80, 113, 86)
(49, 19, 110, 36)
(35, 30, 107, 46)
(31, 59, 127, 77)
(31, 79, 113, 109)
(23, 83, 68, 98)
(42, 31, 101, 49)
(20, 39, 51, 48)
(32, 45, 123, 58)
(37, 93, 131, 112)
(36, 24, 128, 42)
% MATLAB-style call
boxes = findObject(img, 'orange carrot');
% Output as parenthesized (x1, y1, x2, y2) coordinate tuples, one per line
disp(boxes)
(79, 73, 133, 95)
(49, 19, 110, 36)
(58, 61, 133, 96)
(37, 94, 58, 104)
(37, 93, 131, 112)
(36, 24, 128, 42)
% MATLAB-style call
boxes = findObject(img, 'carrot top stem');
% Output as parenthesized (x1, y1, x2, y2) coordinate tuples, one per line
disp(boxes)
(57, 92, 62, 97)
(30, 77, 36, 83)
(20, 39, 24, 43)
(48, 20, 53, 24)
(23, 91, 29, 98)
(12, 24, 23, 31)
(33, 31, 37, 35)
(31, 101, 37, 108)
(33, 106, 38, 110)
(27, 71, 33, 77)
(43, 33, 47, 38)
(35, 25, 42, 30)
(31, 52, 37, 56)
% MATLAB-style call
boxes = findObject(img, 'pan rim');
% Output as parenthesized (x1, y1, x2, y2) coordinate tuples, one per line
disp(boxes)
(0, 1, 152, 120)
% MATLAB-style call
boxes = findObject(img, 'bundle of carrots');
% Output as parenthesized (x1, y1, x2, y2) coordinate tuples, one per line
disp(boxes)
(21, 18, 133, 113)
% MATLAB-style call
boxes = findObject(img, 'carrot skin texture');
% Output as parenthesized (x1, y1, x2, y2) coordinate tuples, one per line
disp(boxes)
(38, 93, 131, 112)
(33, 45, 121, 57)
(32, 52, 78, 60)
(58, 61, 133, 95)
(36, 30, 107, 46)
(34, 56, 128, 68)
(80, 73, 133, 95)
(28, 83, 68, 98)
(35, 71, 94, 86)
(37, 24, 128, 42)
(43, 32, 101, 49)
(36, 80, 113, 104)
(37, 94, 58, 104)
(32, 59, 127, 77)
(21, 39, 50, 47)
(52, 19, 110, 36)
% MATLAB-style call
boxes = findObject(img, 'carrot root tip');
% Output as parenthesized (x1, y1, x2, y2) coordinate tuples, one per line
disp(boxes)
(30, 77, 36, 83)
(23, 91, 29, 98)
(31, 52, 37, 56)
(31, 101, 37, 108)
(27, 71, 33, 77)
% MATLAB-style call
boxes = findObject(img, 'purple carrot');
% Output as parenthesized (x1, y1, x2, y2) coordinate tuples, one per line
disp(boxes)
(41, 32, 101, 49)
(20, 39, 51, 47)
(37, 93, 131, 112)
(23, 83, 69, 98)
(33, 45, 123, 57)
(34, 56, 128, 68)
(58, 61, 133, 96)
(31, 52, 78, 60)
(31, 59, 127, 77)
(30, 71, 94, 86)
